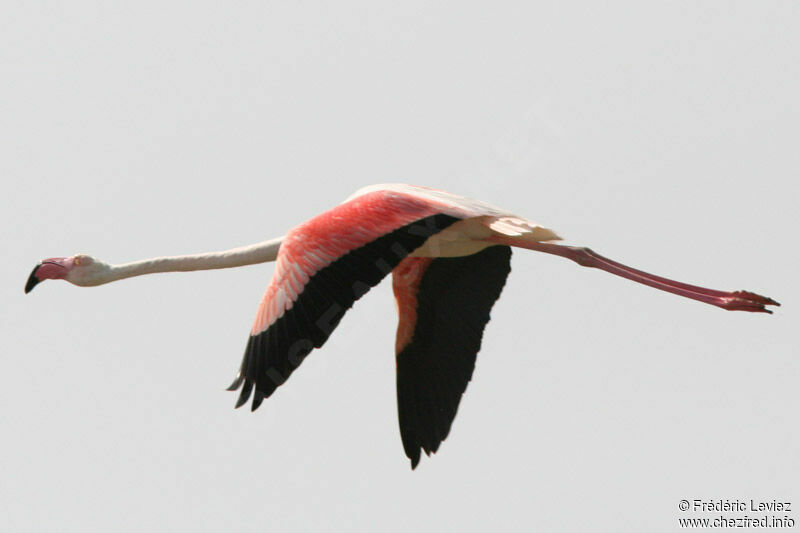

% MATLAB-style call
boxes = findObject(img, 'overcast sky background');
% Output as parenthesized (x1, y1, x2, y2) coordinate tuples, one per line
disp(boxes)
(3, 2, 798, 531)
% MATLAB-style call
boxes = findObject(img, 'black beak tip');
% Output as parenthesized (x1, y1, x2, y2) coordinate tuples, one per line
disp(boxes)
(25, 264, 42, 294)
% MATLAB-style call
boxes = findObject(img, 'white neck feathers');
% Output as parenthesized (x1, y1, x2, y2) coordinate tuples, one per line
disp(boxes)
(100, 236, 283, 285)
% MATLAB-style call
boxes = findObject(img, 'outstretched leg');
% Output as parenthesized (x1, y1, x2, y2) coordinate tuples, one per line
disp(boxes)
(488, 236, 779, 313)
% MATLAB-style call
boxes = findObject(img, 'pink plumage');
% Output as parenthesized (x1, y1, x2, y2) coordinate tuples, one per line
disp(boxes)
(392, 256, 433, 355)
(249, 189, 445, 336)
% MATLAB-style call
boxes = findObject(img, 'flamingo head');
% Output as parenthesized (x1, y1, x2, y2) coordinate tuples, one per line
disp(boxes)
(25, 254, 110, 293)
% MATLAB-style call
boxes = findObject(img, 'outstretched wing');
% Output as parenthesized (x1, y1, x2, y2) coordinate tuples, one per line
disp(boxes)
(228, 189, 462, 411)
(392, 245, 512, 468)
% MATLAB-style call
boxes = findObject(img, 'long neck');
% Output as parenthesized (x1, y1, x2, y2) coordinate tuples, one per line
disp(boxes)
(100, 236, 283, 285)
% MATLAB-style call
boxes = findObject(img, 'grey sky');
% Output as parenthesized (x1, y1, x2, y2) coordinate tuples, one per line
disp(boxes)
(3, 2, 798, 532)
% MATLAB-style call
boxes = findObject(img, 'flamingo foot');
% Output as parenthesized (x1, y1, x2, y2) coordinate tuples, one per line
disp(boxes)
(722, 291, 781, 314)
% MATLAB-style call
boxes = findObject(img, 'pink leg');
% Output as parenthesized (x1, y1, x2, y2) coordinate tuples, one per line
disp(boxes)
(488, 237, 780, 313)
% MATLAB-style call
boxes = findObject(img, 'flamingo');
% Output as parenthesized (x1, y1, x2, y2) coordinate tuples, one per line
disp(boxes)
(25, 184, 779, 468)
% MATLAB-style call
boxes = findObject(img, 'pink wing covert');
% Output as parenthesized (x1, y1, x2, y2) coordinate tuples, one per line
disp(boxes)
(249, 190, 446, 336)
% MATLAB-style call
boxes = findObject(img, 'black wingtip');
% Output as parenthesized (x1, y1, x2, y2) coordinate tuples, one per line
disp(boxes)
(25, 264, 42, 294)
(251, 390, 265, 412)
(226, 374, 244, 391)
(234, 379, 253, 409)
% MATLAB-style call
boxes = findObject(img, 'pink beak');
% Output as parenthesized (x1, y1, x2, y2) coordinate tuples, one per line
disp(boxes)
(25, 257, 74, 293)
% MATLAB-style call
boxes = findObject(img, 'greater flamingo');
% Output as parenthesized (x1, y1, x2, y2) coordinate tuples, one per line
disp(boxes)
(25, 184, 779, 468)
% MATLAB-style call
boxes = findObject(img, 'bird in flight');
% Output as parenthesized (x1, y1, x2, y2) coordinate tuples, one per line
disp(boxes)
(25, 184, 779, 468)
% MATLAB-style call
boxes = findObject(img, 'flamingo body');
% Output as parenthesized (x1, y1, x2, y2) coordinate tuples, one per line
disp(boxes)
(226, 186, 542, 466)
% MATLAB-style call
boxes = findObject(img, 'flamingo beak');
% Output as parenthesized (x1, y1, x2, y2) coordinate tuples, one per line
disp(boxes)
(24, 258, 72, 294)
(24, 264, 43, 293)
